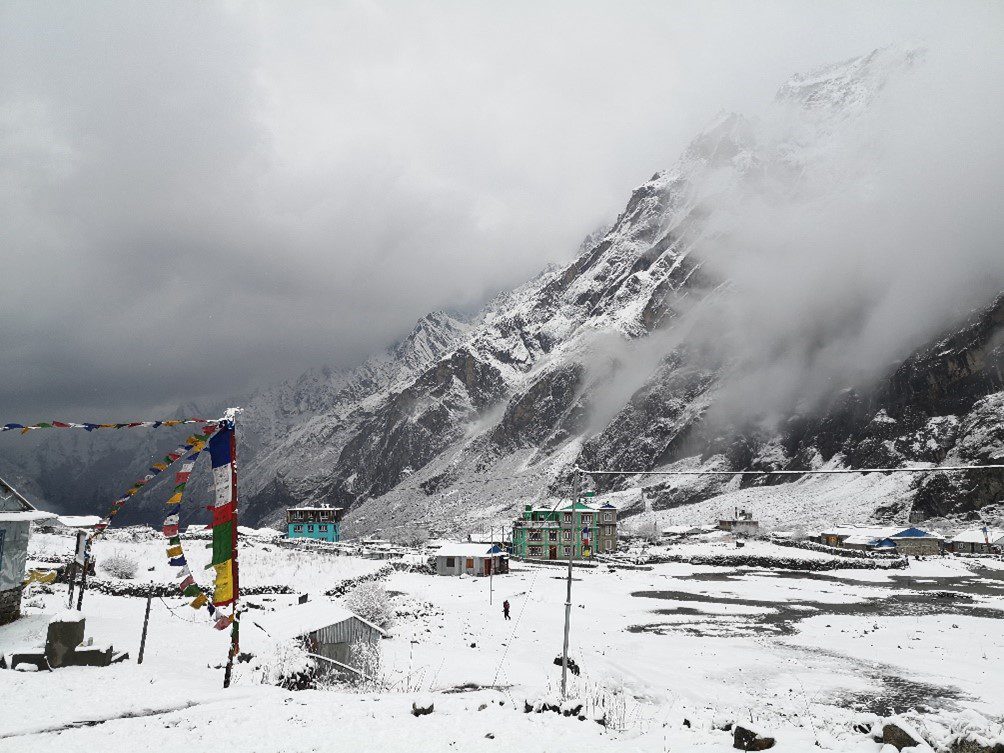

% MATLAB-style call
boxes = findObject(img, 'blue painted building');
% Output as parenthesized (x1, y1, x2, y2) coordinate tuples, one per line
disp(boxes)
(286, 504, 343, 542)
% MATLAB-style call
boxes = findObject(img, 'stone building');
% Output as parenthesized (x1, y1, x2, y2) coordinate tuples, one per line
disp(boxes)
(512, 498, 618, 561)
(718, 509, 760, 536)
(948, 527, 1004, 554)
(0, 477, 56, 625)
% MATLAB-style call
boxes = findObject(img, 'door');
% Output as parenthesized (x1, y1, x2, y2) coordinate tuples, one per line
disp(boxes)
(465, 558, 474, 572)
(484, 558, 492, 576)
(548, 546, 557, 560)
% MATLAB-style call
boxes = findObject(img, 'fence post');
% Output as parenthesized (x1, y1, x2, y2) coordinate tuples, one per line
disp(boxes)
(137, 590, 153, 664)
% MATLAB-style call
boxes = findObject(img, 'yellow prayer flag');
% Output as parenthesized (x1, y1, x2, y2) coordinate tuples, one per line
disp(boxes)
(190, 593, 208, 609)
(213, 560, 234, 604)
(166, 492, 183, 505)
(167, 545, 183, 557)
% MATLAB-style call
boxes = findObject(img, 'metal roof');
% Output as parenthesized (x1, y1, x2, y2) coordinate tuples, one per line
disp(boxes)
(435, 542, 503, 558)
(950, 528, 1004, 544)
(0, 475, 55, 521)
(253, 598, 385, 641)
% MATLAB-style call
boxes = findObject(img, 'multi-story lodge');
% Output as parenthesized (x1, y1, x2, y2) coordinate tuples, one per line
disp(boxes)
(511, 498, 617, 561)
(286, 504, 343, 543)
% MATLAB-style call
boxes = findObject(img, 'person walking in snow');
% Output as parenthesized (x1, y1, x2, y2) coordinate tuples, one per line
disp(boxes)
(503, 599, 511, 620)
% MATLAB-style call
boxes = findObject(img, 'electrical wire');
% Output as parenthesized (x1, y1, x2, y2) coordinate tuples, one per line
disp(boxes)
(575, 463, 1004, 476)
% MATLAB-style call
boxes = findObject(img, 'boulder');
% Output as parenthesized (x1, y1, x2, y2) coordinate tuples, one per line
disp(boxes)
(733, 725, 775, 751)
(45, 612, 85, 669)
(882, 723, 921, 750)
(951, 737, 1004, 753)
(411, 696, 434, 716)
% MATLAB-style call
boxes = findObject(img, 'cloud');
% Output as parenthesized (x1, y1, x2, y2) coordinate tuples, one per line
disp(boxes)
(695, 37, 1004, 426)
(1, 0, 997, 419)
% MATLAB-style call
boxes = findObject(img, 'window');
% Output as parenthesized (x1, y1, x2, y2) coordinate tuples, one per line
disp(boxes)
(563, 546, 572, 556)
(604, 525, 614, 536)
(548, 530, 557, 541)
(563, 512, 572, 524)
(562, 530, 571, 541)
(529, 546, 542, 557)
(529, 530, 542, 541)
(293, 525, 303, 532)
(446, 557, 455, 567)
(581, 514, 593, 525)
(319, 524, 328, 531)
(307, 525, 314, 532)
(603, 512, 613, 522)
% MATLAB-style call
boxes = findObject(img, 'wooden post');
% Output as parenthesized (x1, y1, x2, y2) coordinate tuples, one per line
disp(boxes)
(223, 609, 239, 689)
(137, 591, 153, 664)
(66, 560, 77, 609)
(75, 538, 90, 611)
(222, 409, 241, 689)
(66, 530, 86, 608)
(560, 469, 580, 698)
(489, 525, 493, 606)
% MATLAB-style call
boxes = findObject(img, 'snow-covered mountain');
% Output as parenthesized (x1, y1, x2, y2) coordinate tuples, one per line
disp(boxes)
(5, 48, 1002, 536)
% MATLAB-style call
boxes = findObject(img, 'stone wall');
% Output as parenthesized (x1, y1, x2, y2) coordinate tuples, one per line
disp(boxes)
(0, 585, 23, 626)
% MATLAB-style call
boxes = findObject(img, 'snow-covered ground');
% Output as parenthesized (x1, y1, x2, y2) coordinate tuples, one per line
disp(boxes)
(28, 529, 385, 590)
(2, 532, 1002, 752)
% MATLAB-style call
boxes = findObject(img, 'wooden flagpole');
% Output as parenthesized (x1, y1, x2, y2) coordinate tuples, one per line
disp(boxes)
(223, 408, 241, 689)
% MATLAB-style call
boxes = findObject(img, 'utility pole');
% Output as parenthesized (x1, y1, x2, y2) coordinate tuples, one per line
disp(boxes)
(560, 469, 580, 698)
(489, 524, 494, 606)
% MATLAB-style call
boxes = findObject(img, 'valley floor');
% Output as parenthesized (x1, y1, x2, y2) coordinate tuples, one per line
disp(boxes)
(1, 533, 1002, 752)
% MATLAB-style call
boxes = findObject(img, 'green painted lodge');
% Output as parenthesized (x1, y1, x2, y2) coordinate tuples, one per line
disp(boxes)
(511, 498, 618, 561)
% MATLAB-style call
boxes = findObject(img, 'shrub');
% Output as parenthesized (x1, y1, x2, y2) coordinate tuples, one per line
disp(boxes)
(344, 580, 394, 631)
(101, 550, 139, 580)
(250, 638, 316, 690)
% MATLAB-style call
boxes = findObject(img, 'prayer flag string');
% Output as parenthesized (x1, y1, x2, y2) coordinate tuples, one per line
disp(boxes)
(2, 418, 212, 434)
(90, 425, 218, 538)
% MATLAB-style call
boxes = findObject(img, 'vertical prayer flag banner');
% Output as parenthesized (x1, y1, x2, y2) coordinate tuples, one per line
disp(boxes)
(159, 443, 215, 613)
(208, 424, 239, 608)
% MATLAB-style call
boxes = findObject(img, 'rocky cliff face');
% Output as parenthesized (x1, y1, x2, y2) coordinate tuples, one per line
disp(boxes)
(4, 47, 1002, 534)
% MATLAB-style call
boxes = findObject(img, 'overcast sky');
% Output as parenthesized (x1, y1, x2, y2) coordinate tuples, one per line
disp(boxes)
(1, 1, 998, 419)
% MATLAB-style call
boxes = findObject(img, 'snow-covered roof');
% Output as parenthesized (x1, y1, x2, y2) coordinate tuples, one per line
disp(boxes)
(950, 528, 1004, 544)
(288, 505, 343, 512)
(435, 543, 502, 558)
(821, 525, 905, 540)
(842, 534, 888, 546)
(0, 476, 55, 522)
(253, 599, 385, 641)
(533, 500, 615, 513)
(0, 510, 58, 523)
(56, 515, 102, 528)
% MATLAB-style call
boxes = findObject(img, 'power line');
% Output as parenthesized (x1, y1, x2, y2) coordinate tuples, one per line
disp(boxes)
(575, 463, 1004, 477)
